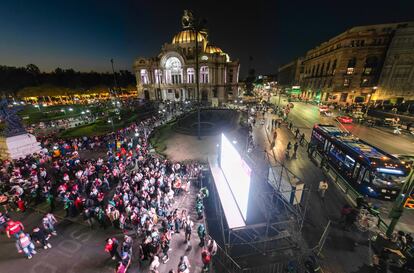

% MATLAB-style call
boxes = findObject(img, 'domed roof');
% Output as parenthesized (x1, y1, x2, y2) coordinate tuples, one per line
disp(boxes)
(205, 44, 223, 54)
(172, 30, 205, 44)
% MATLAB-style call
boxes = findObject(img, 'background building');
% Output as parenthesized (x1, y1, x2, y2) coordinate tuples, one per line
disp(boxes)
(376, 24, 414, 104)
(300, 22, 412, 104)
(133, 10, 240, 103)
(277, 58, 303, 97)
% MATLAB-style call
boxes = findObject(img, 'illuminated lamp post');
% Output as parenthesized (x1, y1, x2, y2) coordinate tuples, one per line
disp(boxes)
(194, 16, 206, 140)
(108, 118, 114, 131)
(386, 164, 414, 237)
(365, 86, 377, 117)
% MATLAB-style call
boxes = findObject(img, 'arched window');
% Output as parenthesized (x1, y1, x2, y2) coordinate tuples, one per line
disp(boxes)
(187, 68, 195, 83)
(140, 69, 149, 84)
(200, 66, 209, 83)
(164, 57, 183, 84)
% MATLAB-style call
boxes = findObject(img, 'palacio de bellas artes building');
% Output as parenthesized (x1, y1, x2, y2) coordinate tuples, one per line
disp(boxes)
(134, 10, 240, 104)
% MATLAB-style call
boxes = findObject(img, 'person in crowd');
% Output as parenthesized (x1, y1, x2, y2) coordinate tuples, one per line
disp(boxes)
(31, 226, 52, 249)
(207, 237, 218, 256)
(105, 237, 121, 261)
(0, 211, 9, 234)
(149, 256, 160, 273)
(198, 224, 206, 247)
(6, 219, 24, 239)
(42, 213, 58, 236)
(318, 180, 328, 200)
(177, 255, 190, 273)
(201, 247, 212, 272)
(16, 232, 37, 259)
(293, 142, 299, 158)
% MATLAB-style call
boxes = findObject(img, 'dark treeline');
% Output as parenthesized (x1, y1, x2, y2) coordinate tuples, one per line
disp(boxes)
(0, 64, 136, 95)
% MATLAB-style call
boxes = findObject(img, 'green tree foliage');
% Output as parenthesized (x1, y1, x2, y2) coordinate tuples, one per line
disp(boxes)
(0, 65, 136, 96)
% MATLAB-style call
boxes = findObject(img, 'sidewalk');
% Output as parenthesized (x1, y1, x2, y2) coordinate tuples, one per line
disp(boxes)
(250, 111, 372, 273)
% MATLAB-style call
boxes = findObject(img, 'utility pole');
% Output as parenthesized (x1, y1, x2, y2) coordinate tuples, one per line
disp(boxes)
(386, 166, 414, 237)
(110, 58, 119, 98)
(195, 18, 201, 140)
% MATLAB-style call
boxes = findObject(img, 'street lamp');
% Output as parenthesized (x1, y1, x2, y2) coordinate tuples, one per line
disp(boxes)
(386, 164, 414, 237)
(60, 109, 66, 115)
(365, 86, 377, 116)
(108, 118, 114, 131)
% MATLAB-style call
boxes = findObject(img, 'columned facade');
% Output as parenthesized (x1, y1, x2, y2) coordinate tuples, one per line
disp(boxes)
(134, 10, 240, 104)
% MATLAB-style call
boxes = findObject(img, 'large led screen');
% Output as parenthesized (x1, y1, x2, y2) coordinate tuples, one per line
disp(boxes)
(220, 133, 252, 221)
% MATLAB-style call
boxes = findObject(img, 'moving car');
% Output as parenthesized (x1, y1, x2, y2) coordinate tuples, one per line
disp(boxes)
(324, 110, 333, 117)
(319, 105, 329, 113)
(352, 111, 364, 119)
(336, 116, 353, 123)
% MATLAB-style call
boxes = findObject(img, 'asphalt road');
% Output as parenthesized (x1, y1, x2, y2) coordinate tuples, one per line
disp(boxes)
(278, 100, 414, 155)
(267, 99, 414, 233)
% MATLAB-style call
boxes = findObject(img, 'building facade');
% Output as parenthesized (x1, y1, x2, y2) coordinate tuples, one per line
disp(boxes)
(277, 58, 304, 96)
(376, 24, 414, 103)
(277, 58, 303, 88)
(133, 11, 240, 103)
(300, 22, 412, 104)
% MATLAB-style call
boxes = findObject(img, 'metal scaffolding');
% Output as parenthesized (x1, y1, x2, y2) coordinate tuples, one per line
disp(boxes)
(207, 150, 311, 271)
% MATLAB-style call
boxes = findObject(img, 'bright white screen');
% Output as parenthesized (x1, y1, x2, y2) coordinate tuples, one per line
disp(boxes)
(221, 134, 252, 221)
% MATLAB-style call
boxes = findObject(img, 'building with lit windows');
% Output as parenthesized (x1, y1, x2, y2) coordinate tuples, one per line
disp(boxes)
(133, 10, 240, 103)
(300, 22, 412, 104)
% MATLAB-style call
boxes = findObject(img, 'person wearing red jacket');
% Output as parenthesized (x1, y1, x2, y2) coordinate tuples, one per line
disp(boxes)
(201, 248, 211, 272)
(105, 237, 121, 261)
(6, 220, 24, 239)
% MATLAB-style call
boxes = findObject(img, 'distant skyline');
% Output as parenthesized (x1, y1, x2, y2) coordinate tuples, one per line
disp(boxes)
(1, 0, 414, 76)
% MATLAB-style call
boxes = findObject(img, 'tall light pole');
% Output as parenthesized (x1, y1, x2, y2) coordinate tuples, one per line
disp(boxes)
(110, 59, 119, 98)
(194, 17, 206, 140)
(365, 86, 377, 116)
(386, 165, 414, 237)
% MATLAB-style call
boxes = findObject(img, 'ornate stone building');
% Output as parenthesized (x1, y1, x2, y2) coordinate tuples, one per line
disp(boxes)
(376, 23, 414, 103)
(133, 11, 240, 103)
(300, 22, 412, 104)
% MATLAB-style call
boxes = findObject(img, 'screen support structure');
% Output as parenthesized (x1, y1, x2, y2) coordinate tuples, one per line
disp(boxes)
(208, 149, 311, 269)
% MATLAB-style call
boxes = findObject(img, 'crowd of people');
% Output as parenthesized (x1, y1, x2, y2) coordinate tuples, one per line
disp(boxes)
(0, 103, 218, 272)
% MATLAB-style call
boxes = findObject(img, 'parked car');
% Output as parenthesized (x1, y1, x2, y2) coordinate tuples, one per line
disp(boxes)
(319, 105, 329, 113)
(324, 110, 333, 117)
(352, 111, 364, 119)
(336, 116, 353, 123)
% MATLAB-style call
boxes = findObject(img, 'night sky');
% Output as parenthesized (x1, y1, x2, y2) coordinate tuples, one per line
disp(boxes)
(1, 0, 413, 77)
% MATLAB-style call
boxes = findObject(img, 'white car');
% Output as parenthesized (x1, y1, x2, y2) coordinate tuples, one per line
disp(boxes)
(324, 110, 333, 117)
(319, 105, 329, 113)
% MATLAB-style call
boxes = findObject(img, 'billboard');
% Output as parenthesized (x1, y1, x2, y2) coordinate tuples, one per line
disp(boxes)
(220, 133, 252, 221)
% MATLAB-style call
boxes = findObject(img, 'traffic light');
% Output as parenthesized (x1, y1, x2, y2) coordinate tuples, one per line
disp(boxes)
(404, 196, 414, 209)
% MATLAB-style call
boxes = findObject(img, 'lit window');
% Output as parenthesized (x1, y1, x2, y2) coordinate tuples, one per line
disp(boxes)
(200, 66, 209, 83)
(155, 69, 162, 84)
(346, 67, 354, 75)
(187, 68, 195, 83)
(344, 78, 350, 87)
(140, 69, 149, 84)
(165, 57, 182, 84)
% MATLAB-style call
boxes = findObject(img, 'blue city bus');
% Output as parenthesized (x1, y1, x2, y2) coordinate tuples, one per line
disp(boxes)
(310, 124, 411, 200)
